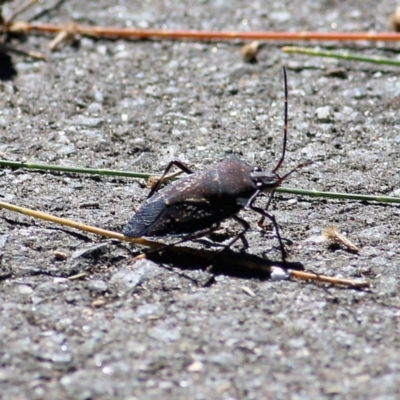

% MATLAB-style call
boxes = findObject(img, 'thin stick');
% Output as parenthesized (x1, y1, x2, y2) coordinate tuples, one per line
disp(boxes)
(323, 225, 360, 253)
(282, 46, 400, 66)
(0, 42, 45, 59)
(276, 187, 400, 204)
(0, 200, 160, 248)
(0, 160, 153, 179)
(287, 270, 369, 288)
(6, 22, 400, 42)
(1, 160, 399, 204)
(0, 200, 369, 288)
(4, 0, 37, 25)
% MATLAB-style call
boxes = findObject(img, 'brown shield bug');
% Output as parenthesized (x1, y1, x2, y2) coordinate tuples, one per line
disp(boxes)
(124, 67, 310, 262)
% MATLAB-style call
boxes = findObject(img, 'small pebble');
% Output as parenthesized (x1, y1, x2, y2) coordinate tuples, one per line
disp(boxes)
(17, 284, 34, 295)
(91, 298, 106, 308)
(86, 102, 103, 114)
(241, 41, 260, 63)
(270, 266, 289, 281)
(72, 243, 108, 259)
(87, 279, 108, 294)
(93, 90, 104, 103)
(54, 250, 68, 261)
(187, 361, 204, 372)
(389, 6, 400, 31)
(315, 106, 332, 123)
(241, 286, 256, 297)
(324, 68, 347, 79)
(57, 144, 76, 155)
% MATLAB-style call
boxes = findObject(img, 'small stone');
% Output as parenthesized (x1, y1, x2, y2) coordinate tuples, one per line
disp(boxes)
(389, 6, 400, 32)
(109, 268, 147, 296)
(315, 106, 332, 123)
(159, 381, 174, 390)
(87, 279, 108, 293)
(72, 243, 108, 259)
(136, 303, 161, 318)
(51, 353, 73, 364)
(66, 116, 103, 127)
(0, 117, 9, 127)
(208, 352, 235, 367)
(270, 266, 289, 281)
(91, 298, 106, 307)
(0, 234, 8, 248)
(241, 41, 260, 63)
(390, 188, 400, 197)
(0, 368, 11, 382)
(54, 250, 68, 261)
(303, 234, 327, 244)
(324, 68, 347, 79)
(17, 284, 34, 294)
(86, 102, 103, 114)
(93, 90, 104, 103)
(57, 144, 76, 156)
(187, 361, 204, 372)
(269, 11, 291, 22)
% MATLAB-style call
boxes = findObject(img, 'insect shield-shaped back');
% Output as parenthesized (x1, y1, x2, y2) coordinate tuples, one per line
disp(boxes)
(123, 155, 265, 238)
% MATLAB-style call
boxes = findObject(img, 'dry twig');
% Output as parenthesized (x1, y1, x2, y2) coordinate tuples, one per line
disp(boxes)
(323, 225, 360, 253)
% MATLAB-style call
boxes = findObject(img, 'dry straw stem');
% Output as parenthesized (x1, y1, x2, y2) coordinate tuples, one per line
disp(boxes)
(48, 21, 78, 51)
(323, 225, 360, 253)
(0, 200, 369, 288)
(4, 21, 400, 43)
(1, 0, 37, 26)
(0, 0, 45, 59)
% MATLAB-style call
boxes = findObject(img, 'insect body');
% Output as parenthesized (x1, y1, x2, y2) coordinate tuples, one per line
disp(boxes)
(124, 67, 308, 262)
(124, 155, 280, 237)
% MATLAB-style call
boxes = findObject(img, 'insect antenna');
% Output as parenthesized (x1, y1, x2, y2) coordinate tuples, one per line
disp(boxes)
(272, 66, 288, 174)
(257, 67, 311, 235)
(276, 160, 313, 185)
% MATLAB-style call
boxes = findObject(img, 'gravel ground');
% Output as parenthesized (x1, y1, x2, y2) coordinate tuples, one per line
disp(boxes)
(1, 1, 400, 399)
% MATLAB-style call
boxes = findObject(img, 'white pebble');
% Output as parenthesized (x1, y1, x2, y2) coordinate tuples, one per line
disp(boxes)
(270, 266, 289, 281)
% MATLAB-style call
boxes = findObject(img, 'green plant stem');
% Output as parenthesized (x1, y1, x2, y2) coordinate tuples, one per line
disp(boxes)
(277, 187, 400, 203)
(282, 46, 400, 66)
(1, 159, 399, 204)
(0, 160, 151, 179)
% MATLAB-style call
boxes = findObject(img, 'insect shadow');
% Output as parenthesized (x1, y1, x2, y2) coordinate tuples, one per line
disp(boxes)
(143, 243, 304, 281)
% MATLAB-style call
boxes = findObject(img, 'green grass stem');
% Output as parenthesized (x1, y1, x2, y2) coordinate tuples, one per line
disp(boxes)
(1, 159, 399, 204)
(282, 46, 400, 66)
(0, 160, 151, 179)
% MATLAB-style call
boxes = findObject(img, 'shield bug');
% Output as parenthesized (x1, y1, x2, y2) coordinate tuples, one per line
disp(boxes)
(124, 67, 310, 262)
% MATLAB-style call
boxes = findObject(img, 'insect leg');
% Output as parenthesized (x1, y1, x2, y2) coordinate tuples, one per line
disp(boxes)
(141, 224, 221, 259)
(197, 215, 250, 266)
(220, 215, 250, 252)
(257, 190, 276, 228)
(249, 202, 287, 263)
(148, 159, 194, 198)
